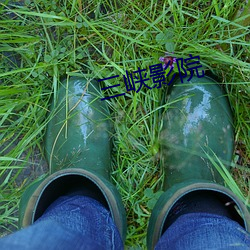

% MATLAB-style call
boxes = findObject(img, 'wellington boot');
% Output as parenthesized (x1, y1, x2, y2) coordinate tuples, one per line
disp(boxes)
(147, 76, 250, 249)
(19, 77, 126, 241)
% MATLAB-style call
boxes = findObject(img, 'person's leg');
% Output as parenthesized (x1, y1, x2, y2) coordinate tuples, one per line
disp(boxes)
(147, 76, 250, 249)
(0, 195, 123, 250)
(155, 213, 250, 250)
(17, 77, 126, 249)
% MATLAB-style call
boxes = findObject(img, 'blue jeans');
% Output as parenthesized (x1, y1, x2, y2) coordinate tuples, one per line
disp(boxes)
(0, 196, 123, 250)
(0, 196, 249, 249)
(156, 213, 250, 250)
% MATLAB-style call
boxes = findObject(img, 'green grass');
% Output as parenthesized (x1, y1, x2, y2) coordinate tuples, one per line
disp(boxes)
(0, 0, 249, 248)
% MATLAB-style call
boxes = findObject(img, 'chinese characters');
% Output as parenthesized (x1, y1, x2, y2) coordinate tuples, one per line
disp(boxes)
(99, 54, 204, 101)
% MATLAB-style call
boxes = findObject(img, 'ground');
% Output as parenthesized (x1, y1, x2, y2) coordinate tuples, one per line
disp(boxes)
(0, 0, 249, 248)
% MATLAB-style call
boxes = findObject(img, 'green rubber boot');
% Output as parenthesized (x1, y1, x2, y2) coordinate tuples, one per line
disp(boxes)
(19, 77, 127, 242)
(147, 76, 250, 249)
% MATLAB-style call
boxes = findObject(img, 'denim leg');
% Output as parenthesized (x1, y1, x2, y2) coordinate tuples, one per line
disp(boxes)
(0, 196, 123, 250)
(155, 213, 250, 250)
